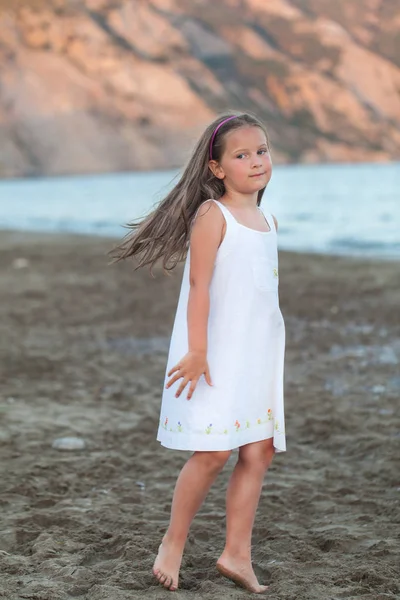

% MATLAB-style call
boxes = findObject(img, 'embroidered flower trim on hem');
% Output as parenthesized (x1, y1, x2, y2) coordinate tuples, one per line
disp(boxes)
(160, 409, 285, 436)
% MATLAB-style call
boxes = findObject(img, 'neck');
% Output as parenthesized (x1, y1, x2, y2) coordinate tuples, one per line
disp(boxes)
(221, 188, 260, 207)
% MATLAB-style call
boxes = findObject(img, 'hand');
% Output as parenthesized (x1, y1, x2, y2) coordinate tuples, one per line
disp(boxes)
(165, 350, 213, 400)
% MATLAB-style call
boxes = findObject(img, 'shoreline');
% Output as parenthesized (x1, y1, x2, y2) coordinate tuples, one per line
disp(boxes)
(1, 228, 399, 264)
(0, 230, 399, 599)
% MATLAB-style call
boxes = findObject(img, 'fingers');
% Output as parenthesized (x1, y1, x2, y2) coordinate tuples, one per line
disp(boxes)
(175, 377, 190, 398)
(167, 363, 181, 377)
(166, 373, 198, 399)
(165, 359, 213, 399)
(186, 379, 199, 401)
(166, 372, 213, 398)
(165, 373, 182, 389)
(204, 365, 213, 387)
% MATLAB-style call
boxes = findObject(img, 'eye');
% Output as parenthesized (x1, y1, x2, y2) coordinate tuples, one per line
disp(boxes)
(236, 153, 246, 159)
(258, 149, 267, 155)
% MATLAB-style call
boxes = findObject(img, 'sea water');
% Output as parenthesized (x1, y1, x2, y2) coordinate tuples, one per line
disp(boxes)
(0, 162, 398, 259)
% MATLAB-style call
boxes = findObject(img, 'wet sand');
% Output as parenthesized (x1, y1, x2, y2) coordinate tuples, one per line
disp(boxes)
(0, 230, 399, 600)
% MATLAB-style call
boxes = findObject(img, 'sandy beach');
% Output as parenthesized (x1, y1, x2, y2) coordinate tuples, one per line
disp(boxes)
(0, 230, 399, 600)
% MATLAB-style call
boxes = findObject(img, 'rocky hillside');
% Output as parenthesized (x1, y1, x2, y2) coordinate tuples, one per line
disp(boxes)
(0, 0, 399, 177)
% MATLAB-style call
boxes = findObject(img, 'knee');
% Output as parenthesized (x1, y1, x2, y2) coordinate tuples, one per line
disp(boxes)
(239, 443, 275, 472)
(194, 450, 232, 473)
(259, 445, 275, 470)
(264, 445, 275, 468)
(240, 455, 271, 473)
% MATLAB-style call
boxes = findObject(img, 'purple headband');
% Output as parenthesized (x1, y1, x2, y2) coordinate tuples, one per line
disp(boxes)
(209, 115, 237, 160)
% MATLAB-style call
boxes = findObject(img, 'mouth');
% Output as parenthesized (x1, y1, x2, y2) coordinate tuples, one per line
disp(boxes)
(250, 172, 266, 178)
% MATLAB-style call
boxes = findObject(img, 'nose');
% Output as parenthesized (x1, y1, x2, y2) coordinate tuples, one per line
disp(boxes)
(251, 154, 262, 168)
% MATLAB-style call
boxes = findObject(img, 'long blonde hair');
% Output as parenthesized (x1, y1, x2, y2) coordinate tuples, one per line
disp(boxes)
(109, 111, 270, 275)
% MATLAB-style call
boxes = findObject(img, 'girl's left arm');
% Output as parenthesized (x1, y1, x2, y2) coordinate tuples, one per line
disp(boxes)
(272, 215, 278, 232)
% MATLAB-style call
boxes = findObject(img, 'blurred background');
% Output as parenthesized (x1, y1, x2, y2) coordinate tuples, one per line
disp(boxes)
(0, 0, 399, 256)
(1, 2, 399, 599)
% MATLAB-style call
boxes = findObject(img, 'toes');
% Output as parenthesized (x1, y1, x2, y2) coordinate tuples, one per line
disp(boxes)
(163, 575, 172, 588)
(156, 571, 165, 583)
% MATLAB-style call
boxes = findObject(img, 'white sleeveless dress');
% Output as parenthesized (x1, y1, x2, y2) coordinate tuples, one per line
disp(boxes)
(157, 199, 286, 453)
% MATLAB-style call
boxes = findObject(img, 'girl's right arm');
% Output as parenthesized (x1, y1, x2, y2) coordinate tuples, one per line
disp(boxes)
(165, 201, 224, 400)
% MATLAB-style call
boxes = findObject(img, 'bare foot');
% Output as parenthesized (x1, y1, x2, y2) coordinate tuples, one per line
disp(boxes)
(216, 554, 268, 594)
(152, 537, 183, 592)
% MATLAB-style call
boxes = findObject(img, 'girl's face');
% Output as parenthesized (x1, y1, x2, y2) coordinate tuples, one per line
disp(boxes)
(211, 126, 272, 194)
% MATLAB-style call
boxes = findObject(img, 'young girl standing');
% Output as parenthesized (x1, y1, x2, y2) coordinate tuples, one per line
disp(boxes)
(112, 112, 286, 593)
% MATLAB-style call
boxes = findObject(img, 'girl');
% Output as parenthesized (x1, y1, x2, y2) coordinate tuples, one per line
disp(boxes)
(111, 112, 286, 593)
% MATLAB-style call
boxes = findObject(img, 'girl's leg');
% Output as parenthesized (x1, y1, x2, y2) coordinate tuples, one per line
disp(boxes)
(153, 449, 231, 590)
(217, 438, 275, 593)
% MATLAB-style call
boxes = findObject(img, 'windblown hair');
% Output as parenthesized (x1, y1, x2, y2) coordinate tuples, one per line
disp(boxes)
(109, 111, 270, 275)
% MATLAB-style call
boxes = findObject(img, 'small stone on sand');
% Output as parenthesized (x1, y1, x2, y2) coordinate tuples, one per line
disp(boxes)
(12, 258, 29, 269)
(52, 437, 86, 450)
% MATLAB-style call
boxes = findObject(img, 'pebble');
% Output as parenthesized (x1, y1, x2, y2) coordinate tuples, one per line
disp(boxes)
(52, 437, 86, 450)
(372, 385, 386, 394)
(12, 257, 29, 269)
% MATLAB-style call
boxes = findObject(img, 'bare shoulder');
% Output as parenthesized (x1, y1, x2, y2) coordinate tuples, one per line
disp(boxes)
(191, 199, 225, 253)
(272, 214, 278, 231)
(194, 199, 222, 221)
(190, 200, 224, 281)
(192, 199, 224, 233)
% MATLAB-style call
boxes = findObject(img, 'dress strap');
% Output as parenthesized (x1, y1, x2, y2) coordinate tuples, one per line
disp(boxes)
(189, 199, 238, 260)
(210, 199, 238, 227)
(193, 199, 237, 228)
(258, 204, 275, 233)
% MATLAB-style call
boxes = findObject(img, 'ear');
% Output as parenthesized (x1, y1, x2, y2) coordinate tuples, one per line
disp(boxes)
(208, 160, 225, 180)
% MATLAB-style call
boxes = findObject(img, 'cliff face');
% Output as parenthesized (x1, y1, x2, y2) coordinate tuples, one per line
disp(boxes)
(0, 0, 399, 177)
